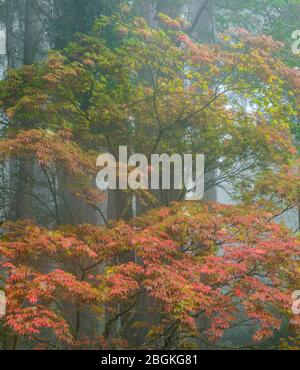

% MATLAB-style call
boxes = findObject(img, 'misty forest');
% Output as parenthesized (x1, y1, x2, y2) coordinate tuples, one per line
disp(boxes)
(0, 0, 300, 350)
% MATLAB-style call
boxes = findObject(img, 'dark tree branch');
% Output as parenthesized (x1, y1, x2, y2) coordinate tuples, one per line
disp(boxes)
(189, 0, 211, 36)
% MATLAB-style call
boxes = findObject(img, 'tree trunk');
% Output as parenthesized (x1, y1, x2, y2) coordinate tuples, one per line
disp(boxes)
(24, 0, 41, 65)
(12, 0, 41, 221)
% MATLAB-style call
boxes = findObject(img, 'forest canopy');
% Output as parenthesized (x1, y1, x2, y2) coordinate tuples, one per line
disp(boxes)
(0, 0, 299, 351)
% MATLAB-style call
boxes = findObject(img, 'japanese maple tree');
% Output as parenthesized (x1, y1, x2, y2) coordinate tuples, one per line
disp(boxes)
(0, 14, 299, 350)
(0, 202, 299, 349)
